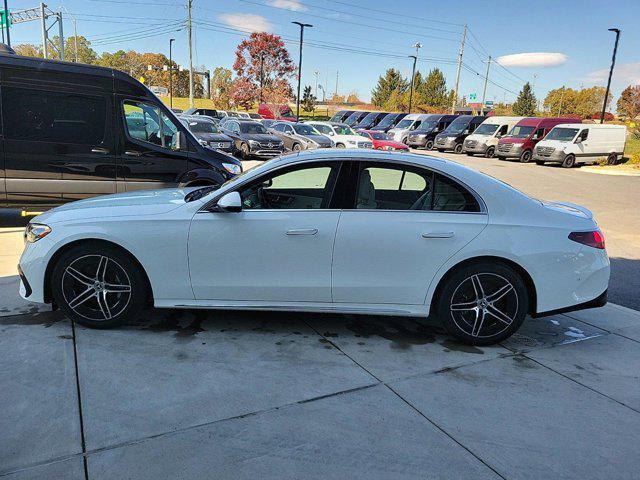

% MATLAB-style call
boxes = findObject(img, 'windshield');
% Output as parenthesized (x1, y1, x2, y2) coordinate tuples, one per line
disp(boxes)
(359, 112, 379, 124)
(545, 127, 580, 142)
(377, 114, 398, 127)
(293, 124, 318, 135)
(443, 118, 471, 135)
(334, 125, 356, 135)
(395, 118, 415, 129)
(189, 120, 220, 134)
(507, 125, 535, 138)
(417, 120, 438, 131)
(473, 123, 499, 136)
(240, 122, 268, 134)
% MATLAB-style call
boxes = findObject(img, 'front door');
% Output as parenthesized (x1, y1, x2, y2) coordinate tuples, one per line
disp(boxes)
(332, 161, 488, 305)
(117, 98, 189, 191)
(188, 161, 342, 302)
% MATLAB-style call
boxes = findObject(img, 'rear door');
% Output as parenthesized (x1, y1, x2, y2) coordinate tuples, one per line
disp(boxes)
(3, 85, 115, 206)
(116, 98, 189, 191)
(332, 161, 488, 305)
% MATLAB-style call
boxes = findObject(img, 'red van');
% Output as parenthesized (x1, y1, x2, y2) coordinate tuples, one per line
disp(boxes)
(496, 117, 582, 163)
(258, 103, 297, 122)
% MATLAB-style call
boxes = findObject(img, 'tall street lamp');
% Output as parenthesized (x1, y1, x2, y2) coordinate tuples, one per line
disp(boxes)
(601, 28, 620, 124)
(408, 55, 418, 114)
(292, 21, 313, 121)
(169, 38, 175, 109)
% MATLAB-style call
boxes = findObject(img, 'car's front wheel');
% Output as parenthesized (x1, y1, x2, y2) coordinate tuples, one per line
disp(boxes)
(485, 146, 495, 158)
(519, 150, 532, 163)
(239, 142, 251, 159)
(425, 140, 434, 150)
(435, 262, 528, 346)
(454, 143, 463, 154)
(51, 243, 148, 329)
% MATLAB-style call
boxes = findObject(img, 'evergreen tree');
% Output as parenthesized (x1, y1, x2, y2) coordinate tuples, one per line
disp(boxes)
(371, 68, 407, 107)
(512, 82, 537, 116)
(301, 85, 316, 114)
(419, 68, 448, 107)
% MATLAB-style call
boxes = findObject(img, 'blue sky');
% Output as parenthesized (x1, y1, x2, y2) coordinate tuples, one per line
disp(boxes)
(6, 0, 640, 105)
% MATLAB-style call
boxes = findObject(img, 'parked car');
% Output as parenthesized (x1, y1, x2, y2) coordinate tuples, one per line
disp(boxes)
(178, 115, 234, 154)
(237, 112, 251, 119)
(496, 117, 583, 163)
(359, 130, 409, 151)
(220, 120, 285, 159)
(370, 113, 408, 133)
(171, 108, 184, 114)
(0, 52, 241, 209)
(20, 149, 610, 347)
(388, 114, 431, 143)
(463, 116, 524, 158)
(259, 119, 281, 129)
(307, 121, 373, 148)
(248, 113, 263, 120)
(533, 124, 626, 168)
(183, 108, 221, 119)
(435, 115, 486, 153)
(354, 112, 391, 131)
(269, 122, 333, 151)
(344, 111, 370, 127)
(258, 103, 297, 122)
(330, 110, 355, 123)
(226, 111, 241, 118)
(407, 115, 458, 150)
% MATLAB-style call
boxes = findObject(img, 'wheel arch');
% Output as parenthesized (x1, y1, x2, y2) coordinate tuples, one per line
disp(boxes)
(43, 238, 153, 305)
(178, 168, 226, 188)
(428, 255, 537, 315)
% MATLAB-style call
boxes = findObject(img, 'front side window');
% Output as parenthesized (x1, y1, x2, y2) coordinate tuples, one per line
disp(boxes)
(3, 86, 107, 145)
(578, 129, 589, 141)
(240, 163, 339, 210)
(123, 100, 179, 150)
(293, 124, 317, 135)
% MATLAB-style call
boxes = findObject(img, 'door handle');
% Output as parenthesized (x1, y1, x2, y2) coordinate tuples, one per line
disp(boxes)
(91, 147, 110, 154)
(422, 232, 455, 239)
(125, 150, 142, 157)
(286, 228, 318, 236)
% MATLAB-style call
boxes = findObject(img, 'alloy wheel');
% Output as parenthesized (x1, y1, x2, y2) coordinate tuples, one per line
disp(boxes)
(62, 255, 132, 321)
(449, 273, 518, 339)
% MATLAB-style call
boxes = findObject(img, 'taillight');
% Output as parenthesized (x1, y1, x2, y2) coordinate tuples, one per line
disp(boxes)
(568, 230, 605, 249)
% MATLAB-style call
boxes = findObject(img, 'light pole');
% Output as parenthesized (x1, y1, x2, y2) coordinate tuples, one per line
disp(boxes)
(292, 21, 312, 121)
(169, 38, 175, 109)
(408, 55, 418, 114)
(3, 0, 10, 47)
(314, 70, 319, 99)
(601, 28, 620, 124)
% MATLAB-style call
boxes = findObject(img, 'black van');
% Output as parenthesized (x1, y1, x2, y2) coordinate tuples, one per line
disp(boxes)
(0, 50, 242, 209)
(329, 110, 354, 123)
(434, 115, 486, 154)
(354, 112, 390, 131)
(406, 114, 458, 150)
(343, 111, 369, 127)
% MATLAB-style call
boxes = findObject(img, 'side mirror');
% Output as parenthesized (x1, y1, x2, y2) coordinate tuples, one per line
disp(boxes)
(174, 131, 186, 151)
(575, 137, 582, 144)
(213, 191, 242, 213)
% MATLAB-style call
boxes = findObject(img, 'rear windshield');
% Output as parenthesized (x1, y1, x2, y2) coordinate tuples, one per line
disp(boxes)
(240, 123, 267, 134)
(474, 123, 499, 135)
(507, 125, 535, 138)
(545, 127, 580, 142)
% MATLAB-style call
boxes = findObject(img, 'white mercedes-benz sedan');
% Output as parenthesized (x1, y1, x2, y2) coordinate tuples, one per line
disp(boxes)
(18, 150, 609, 345)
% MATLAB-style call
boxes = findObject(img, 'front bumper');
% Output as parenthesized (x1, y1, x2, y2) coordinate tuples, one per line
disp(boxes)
(406, 135, 428, 147)
(249, 148, 286, 157)
(496, 143, 524, 158)
(463, 140, 488, 154)
(434, 137, 457, 150)
(533, 148, 566, 163)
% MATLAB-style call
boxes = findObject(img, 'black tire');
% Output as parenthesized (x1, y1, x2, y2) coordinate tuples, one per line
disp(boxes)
(485, 146, 495, 158)
(336, 143, 346, 148)
(239, 142, 250, 159)
(437, 148, 445, 153)
(435, 262, 528, 346)
(496, 156, 506, 161)
(535, 160, 545, 166)
(561, 154, 576, 168)
(454, 143, 463, 154)
(466, 152, 474, 157)
(425, 140, 434, 150)
(292, 143, 302, 151)
(606, 153, 617, 165)
(519, 150, 532, 163)
(51, 243, 149, 329)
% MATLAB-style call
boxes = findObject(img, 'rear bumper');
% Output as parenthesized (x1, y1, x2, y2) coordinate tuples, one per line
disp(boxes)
(533, 289, 607, 318)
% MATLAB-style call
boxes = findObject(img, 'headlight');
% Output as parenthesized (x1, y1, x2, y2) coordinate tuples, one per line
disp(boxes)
(347, 140, 356, 145)
(25, 223, 51, 243)
(248, 140, 260, 147)
(383, 145, 394, 150)
(222, 163, 242, 175)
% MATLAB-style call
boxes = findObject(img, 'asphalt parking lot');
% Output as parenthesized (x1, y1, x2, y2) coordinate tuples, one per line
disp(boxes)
(2, 151, 640, 479)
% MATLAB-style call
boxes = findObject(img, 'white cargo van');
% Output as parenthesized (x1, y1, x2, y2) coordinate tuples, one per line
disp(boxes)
(533, 124, 627, 168)
(463, 116, 524, 158)
(387, 114, 429, 143)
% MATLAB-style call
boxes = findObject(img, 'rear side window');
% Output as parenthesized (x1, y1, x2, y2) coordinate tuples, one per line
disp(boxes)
(2, 86, 106, 145)
(432, 174, 481, 212)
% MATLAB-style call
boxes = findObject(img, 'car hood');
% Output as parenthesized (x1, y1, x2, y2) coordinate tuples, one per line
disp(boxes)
(33, 189, 190, 224)
(304, 134, 332, 146)
(466, 133, 491, 142)
(498, 137, 527, 145)
(196, 133, 233, 142)
(537, 139, 569, 149)
(243, 133, 281, 142)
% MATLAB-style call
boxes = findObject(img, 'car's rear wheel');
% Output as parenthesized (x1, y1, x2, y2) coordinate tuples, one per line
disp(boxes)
(435, 262, 528, 346)
(454, 143, 463, 154)
(519, 150, 532, 163)
(561, 154, 576, 168)
(606, 153, 617, 165)
(485, 146, 495, 158)
(51, 244, 148, 329)
(425, 140, 434, 150)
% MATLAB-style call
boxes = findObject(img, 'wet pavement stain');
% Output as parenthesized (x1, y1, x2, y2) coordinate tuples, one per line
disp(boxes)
(346, 319, 439, 350)
(441, 339, 484, 355)
(58, 334, 73, 340)
(140, 310, 205, 340)
(0, 311, 64, 328)
(512, 355, 537, 369)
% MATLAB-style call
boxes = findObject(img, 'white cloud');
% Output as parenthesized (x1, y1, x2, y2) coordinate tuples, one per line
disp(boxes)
(496, 52, 568, 68)
(584, 62, 640, 85)
(268, 0, 307, 11)
(219, 13, 272, 32)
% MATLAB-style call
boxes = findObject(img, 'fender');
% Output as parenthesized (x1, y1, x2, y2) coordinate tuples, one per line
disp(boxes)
(178, 168, 227, 187)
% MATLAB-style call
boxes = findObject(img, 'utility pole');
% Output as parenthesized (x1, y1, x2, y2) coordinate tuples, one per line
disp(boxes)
(73, 17, 78, 62)
(292, 21, 312, 121)
(40, 2, 47, 59)
(408, 55, 418, 114)
(169, 38, 175, 109)
(451, 24, 467, 114)
(187, 0, 194, 108)
(601, 28, 620, 124)
(481, 55, 491, 114)
(57, 11, 63, 61)
(3, 0, 10, 46)
(314, 70, 319, 99)
(334, 70, 339, 99)
(557, 85, 565, 117)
